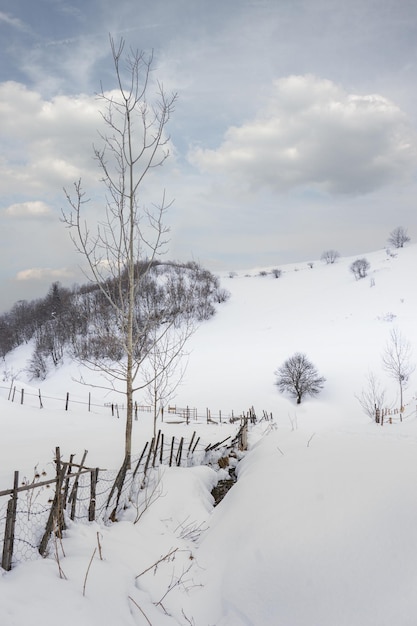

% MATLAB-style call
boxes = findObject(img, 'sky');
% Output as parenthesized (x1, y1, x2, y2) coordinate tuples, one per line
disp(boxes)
(1, 0, 417, 311)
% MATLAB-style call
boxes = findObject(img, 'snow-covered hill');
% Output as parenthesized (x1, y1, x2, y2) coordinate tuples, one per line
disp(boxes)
(1, 244, 417, 625)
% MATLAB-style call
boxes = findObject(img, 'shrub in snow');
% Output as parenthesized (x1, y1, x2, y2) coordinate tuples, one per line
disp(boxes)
(274, 352, 326, 404)
(350, 258, 370, 280)
(271, 268, 282, 278)
(320, 250, 340, 264)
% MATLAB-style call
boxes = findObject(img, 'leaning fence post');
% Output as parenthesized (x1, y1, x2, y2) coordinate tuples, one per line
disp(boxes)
(131, 441, 149, 481)
(188, 431, 196, 454)
(65, 392, 69, 411)
(39, 449, 68, 557)
(2, 471, 19, 571)
(143, 438, 155, 477)
(176, 437, 184, 467)
(152, 431, 161, 468)
(169, 436, 175, 467)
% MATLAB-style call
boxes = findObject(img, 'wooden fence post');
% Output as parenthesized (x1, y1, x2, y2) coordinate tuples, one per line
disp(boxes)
(188, 431, 196, 454)
(54, 447, 66, 536)
(131, 442, 149, 481)
(239, 417, 248, 451)
(38, 389, 43, 409)
(176, 437, 184, 467)
(105, 456, 128, 516)
(88, 469, 99, 522)
(159, 433, 164, 464)
(65, 392, 69, 411)
(62, 453, 75, 506)
(143, 438, 155, 477)
(68, 450, 88, 521)
(1, 471, 19, 571)
(152, 431, 161, 468)
(169, 436, 175, 467)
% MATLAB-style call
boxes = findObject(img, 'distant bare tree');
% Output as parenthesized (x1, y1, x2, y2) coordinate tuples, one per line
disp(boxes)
(321, 250, 340, 264)
(382, 328, 415, 412)
(275, 353, 325, 404)
(350, 258, 370, 280)
(387, 226, 410, 249)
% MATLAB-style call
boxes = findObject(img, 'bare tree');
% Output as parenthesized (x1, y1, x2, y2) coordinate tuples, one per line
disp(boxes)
(387, 226, 410, 249)
(321, 250, 340, 264)
(356, 371, 388, 422)
(382, 328, 415, 412)
(275, 353, 325, 404)
(350, 258, 370, 280)
(143, 323, 192, 438)
(62, 36, 179, 467)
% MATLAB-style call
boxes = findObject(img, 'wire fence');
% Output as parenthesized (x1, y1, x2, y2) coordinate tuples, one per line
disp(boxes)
(0, 412, 258, 571)
(0, 382, 265, 426)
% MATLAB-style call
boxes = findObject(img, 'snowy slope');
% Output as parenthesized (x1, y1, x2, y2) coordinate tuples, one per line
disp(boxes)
(1, 244, 417, 625)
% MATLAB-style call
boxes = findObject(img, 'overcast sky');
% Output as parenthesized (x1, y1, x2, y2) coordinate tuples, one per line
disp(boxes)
(1, 0, 417, 311)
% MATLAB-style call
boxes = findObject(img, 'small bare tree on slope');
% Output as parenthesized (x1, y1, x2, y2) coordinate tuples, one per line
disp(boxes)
(387, 226, 410, 249)
(356, 371, 388, 422)
(275, 353, 325, 404)
(62, 36, 181, 467)
(382, 328, 415, 413)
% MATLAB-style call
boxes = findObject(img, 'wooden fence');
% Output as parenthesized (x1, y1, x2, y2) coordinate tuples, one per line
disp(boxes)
(0, 408, 263, 571)
(374, 404, 417, 425)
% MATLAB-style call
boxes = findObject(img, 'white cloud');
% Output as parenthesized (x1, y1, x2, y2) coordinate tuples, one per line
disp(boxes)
(0, 82, 104, 196)
(0, 81, 174, 202)
(16, 267, 74, 281)
(5, 201, 52, 218)
(0, 11, 28, 31)
(190, 75, 417, 195)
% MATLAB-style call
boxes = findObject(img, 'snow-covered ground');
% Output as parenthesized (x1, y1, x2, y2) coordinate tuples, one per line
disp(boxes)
(1, 244, 417, 625)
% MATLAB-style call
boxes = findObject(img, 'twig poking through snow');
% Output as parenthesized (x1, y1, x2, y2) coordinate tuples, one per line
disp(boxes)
(135, 547, 178, 579)
(83, 548, 96, 597)
(128, 595, 153, 626)
(307, 433, 316, 447)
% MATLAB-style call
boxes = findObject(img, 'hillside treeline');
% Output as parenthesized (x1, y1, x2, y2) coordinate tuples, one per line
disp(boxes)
(0, 260, 229, 379)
